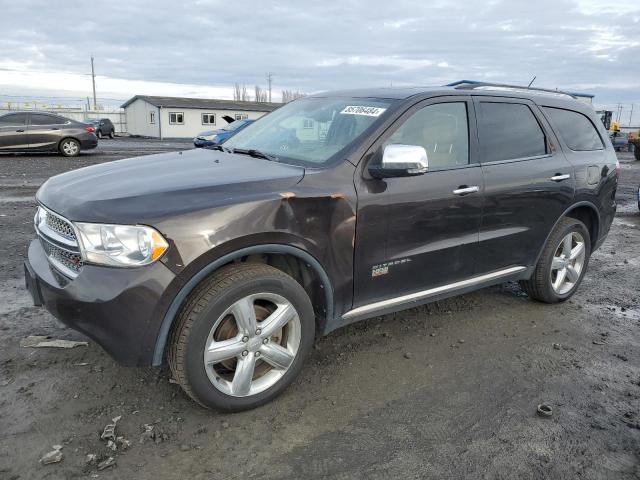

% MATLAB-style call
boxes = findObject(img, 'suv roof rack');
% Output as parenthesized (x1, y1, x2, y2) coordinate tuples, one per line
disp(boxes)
(446, 80, 576, 100)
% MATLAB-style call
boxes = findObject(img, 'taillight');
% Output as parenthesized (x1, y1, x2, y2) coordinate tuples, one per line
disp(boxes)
(85, 126, 95, 133)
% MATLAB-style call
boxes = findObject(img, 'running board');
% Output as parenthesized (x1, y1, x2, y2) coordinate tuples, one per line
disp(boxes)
(342, 266, 526, 320)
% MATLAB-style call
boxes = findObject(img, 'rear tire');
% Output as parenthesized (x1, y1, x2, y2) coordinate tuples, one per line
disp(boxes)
(167, 263, 315, 411)
(59, 138, 80, 157)
(519, 217, 591, 303)
(109, 130, 115, 139)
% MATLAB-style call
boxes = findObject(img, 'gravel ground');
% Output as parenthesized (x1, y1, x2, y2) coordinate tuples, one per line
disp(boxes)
(0, 139, 638, 480)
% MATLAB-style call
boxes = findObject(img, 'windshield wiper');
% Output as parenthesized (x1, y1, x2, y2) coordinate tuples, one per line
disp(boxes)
(232, 148, 278, 162)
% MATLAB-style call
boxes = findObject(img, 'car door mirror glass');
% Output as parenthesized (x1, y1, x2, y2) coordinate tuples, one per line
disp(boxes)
(369, 144, 429, 178)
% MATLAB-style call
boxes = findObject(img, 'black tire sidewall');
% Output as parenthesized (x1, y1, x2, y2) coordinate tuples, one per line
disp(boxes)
(97, 130, 102, 139)
(183, 272, 315, 411)
(541, 220, 591, 302)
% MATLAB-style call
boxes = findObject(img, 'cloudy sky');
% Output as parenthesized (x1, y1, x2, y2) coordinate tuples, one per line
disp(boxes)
(0, 0, 639, 117)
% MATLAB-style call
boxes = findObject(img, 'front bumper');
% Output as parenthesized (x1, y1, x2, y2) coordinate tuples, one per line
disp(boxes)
(25, 238, 175, 366)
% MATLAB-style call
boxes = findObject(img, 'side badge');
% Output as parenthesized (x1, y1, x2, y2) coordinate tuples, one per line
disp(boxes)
(371, 258, 411, 277)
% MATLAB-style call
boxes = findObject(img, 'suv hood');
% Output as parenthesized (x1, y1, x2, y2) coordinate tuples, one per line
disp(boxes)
(37, 148, 305, 224)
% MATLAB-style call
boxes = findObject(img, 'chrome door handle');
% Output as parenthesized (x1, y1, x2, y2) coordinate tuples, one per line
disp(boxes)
(452, 186, 480, 196)
(550, 173, 570, 182)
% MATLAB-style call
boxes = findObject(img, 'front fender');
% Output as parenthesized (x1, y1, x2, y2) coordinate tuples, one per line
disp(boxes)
(151, 242, 334, 366)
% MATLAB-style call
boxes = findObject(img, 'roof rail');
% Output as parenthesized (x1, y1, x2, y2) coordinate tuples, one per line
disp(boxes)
(446, 80, 576, 100)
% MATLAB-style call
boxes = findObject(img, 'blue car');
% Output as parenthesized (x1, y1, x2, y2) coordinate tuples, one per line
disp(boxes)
(193, 119, 254, 147)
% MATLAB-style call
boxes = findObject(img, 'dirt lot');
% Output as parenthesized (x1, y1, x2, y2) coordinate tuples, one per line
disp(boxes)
(0, 139, 638, 480)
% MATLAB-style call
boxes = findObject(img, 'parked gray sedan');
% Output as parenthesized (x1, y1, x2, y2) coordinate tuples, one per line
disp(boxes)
(0, 112, 98, 157)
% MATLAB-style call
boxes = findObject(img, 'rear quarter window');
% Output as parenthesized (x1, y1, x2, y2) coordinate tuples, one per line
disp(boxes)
(542, 107, 604, 151)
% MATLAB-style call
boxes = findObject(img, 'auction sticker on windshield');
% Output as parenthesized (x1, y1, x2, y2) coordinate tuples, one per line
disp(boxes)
(340, 106, 387, 117)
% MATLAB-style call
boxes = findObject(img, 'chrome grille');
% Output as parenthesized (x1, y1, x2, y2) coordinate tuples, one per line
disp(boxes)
(35, 205, 83, 278)
(40, 238, 84, 274)
(45, 210, 77, 241)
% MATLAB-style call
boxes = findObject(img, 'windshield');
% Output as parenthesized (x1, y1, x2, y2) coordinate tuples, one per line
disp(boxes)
(222, 97, 394, 167)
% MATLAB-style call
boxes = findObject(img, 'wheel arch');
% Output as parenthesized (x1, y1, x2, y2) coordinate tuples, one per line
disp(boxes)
(533, 201, 600, 267)
(152, 243, 334, 366)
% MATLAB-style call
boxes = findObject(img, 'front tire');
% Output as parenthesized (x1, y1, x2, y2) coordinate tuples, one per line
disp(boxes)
(59, 138, 80, 157)
(97, 130, 103, 139)
(167, 263, 315, 411)
(520, 217, 591, 303)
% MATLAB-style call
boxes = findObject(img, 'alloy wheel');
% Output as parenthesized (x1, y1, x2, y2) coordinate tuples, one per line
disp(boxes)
(203, 293, 301, 397)
(550, 231, 586, 295)
(62, 140, 79, 156)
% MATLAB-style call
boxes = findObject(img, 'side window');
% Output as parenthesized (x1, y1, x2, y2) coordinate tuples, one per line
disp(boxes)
(0, 113, 28, 126)
(384, 102, 469, 170)
(149, 111, 156, 124)
(542, 107, 604, 151)
(50, 116, 68, 125)
(31, 114, 56, 126)
(478, 102, 547, 162)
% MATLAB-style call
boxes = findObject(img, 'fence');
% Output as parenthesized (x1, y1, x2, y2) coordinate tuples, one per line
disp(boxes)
(0, 105, 127, 134)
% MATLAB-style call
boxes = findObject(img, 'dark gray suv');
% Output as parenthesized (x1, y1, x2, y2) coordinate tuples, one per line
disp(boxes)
(24, 83, 618, 411)
(0, 112, 98, 157)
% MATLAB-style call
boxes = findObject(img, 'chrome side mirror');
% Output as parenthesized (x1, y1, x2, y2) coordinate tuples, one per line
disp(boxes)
(369, 144, 429, 178)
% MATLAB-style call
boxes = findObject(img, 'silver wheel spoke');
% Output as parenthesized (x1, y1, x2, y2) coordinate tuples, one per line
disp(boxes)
(562, 235, 573, 256)
(569, 242, 585, 260)
(231, 353, 256, 396)
(553, 268, 567, 290)
(231, 297, 257, 334)
(551, 257, 565, 270)
(566, 265, 579, 283)
(204, 336, 245, 364)
(260, 304, 296, 338)
(259, 343, 295, 370)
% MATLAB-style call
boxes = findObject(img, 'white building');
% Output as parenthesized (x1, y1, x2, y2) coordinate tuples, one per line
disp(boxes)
(121, 95, 280, 139)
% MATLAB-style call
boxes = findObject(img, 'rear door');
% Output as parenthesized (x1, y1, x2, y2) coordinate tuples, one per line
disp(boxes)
(0, 113, 29, 150)
(27, 113, 69, 150)
(473, 97, 575, 271)
(353, 96, 484, 307)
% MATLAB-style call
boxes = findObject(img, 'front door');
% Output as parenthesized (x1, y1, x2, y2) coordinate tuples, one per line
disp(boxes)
(353, 97, 483, 308)
(0, 113, 29, 150)
(473, 97, 575, 272)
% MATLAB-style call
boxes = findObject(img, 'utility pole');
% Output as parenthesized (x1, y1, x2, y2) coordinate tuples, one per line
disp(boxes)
(266, 73, 273, 103)
(91, 55, 97, 110)
(629, 103, 634, 127)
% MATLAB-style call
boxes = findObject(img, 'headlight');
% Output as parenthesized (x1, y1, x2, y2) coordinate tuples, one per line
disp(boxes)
(75, 223, 169, 267)
(206, 134, 218, 141)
